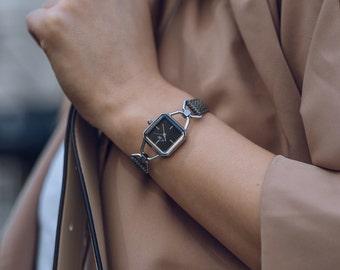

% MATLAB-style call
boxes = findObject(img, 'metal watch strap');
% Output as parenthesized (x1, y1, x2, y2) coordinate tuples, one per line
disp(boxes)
(130, 153, 150, 174)
(186, 98, 209, 116)
(130, 98, 209, 174)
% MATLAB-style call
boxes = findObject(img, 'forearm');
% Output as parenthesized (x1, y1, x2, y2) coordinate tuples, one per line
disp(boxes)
(99, 80, 274, 270)
(26, 1, 273, 267)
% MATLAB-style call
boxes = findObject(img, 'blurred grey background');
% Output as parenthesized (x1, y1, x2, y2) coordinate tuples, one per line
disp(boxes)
(0, 0, 62, 238)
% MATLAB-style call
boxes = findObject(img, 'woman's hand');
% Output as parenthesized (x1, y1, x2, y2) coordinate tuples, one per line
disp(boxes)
(26, 0, 162, 127)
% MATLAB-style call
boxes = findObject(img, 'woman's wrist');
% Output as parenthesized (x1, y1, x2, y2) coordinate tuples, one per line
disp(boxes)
(96, 77, 193, 155)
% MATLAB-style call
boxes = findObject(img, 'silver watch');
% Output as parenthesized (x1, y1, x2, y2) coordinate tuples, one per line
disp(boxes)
(130, 98, 209, 174)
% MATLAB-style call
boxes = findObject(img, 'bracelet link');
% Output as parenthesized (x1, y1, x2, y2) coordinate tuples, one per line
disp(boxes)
(130, 153, 149, 174)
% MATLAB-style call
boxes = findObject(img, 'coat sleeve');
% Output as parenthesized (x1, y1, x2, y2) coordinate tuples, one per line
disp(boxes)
(0, 118, 66, 270)
(261, 156, 340, 270)
(261, 1, 340, 269)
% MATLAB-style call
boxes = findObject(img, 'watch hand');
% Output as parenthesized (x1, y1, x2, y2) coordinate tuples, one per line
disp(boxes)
(162, 124, 167, 141)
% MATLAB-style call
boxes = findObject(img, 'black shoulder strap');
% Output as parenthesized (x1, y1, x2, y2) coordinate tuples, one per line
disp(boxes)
(53, 107, 106, 270)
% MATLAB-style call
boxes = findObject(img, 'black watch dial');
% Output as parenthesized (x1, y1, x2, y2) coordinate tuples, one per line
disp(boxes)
(144, 114, 185, 156)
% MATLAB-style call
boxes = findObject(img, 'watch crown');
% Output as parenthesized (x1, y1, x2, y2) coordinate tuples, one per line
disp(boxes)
(147, 119, 154, 125)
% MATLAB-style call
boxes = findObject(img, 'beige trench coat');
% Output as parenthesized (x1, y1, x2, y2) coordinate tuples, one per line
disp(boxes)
(1, 0, 340, 269)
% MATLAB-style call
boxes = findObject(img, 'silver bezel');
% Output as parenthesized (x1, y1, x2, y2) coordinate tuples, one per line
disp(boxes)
(144, 114, 186, 157)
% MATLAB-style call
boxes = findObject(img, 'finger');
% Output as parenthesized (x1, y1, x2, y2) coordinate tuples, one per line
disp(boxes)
(26, 0, 61, 39)
(26, 8, 49, 49)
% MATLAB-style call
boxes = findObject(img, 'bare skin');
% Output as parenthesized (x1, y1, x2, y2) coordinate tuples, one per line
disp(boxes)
(26, 0, 274, 269)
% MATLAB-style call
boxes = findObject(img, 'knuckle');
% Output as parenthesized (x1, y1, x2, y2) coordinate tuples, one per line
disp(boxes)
(45, 9, 68, 33)
(25, 1, 79, 52)
(25, 8, 68, 52)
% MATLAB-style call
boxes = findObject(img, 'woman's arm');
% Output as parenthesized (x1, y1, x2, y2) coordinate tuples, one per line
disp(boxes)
(105, 80, 273, 270)
(26, 1, 273, 269)
(118, 85, 274, 270)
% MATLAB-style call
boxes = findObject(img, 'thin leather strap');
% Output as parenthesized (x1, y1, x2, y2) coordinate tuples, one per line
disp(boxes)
(75, 110, 109, 269)
(54, 107, 106, 269)
(53, 107, 88, 270)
